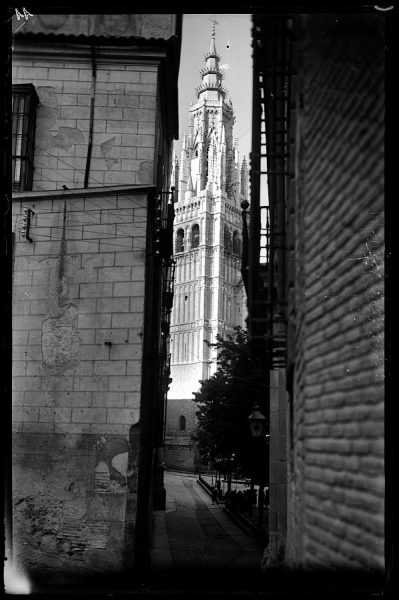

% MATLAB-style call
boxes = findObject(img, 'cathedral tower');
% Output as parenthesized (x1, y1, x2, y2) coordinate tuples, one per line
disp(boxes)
(164, 29, 248, 471)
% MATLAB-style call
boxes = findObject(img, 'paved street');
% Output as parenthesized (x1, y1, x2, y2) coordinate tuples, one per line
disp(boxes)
(150, 470, 265, 590)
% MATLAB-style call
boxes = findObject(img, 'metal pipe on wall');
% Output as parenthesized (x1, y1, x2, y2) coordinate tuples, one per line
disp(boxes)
(84, 45, 97, 189)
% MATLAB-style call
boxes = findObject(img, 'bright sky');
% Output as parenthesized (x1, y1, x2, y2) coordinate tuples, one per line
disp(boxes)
(174, 13, 253, 164)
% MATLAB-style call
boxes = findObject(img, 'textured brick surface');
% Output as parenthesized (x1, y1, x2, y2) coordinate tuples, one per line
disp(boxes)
(285, 14, 385, 573)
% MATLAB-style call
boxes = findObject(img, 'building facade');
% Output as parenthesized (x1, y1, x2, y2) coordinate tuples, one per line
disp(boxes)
(10, 13, 181, 586)
(164, 31, 248, 472)
(248, 11, 385, 579)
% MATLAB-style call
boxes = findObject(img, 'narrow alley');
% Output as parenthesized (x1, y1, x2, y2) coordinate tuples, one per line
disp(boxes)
(150, 471, 265, 591)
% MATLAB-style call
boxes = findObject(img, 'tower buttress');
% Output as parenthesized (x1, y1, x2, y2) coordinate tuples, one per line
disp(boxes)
(171, 153, 179, 200)
(178, 133, 188, 200)
(240, 156, 249, 201)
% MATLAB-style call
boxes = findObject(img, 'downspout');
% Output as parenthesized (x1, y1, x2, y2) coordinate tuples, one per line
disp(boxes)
(84, 45, 96, 189)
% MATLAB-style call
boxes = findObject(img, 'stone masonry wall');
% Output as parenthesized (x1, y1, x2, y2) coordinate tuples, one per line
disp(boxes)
(12, 188, 148, 578)
(286, 14, 385, 572)
(164, 398, 198, 472)
(12, 47, 157, 190)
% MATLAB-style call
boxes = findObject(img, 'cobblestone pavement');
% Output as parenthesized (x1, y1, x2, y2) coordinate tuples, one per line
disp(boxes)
(150, 470, 265, 590)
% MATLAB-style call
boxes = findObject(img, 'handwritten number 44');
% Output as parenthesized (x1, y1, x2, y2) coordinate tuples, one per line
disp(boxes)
(15, 8, 33, 20)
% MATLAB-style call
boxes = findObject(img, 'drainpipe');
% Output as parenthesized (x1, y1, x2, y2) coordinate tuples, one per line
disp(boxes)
(84, 45, 96, 188)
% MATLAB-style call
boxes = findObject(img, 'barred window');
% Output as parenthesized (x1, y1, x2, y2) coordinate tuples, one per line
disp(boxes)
(12, 84, 39, 192)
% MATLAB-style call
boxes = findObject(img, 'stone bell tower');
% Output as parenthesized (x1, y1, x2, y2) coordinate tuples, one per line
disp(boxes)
(164, 28, 248, 471)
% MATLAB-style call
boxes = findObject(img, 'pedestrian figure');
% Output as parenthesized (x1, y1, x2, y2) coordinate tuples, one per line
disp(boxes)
(216, 479, 223, 500)
(211, 486, 219, 504)
(258, 487, 264, 508)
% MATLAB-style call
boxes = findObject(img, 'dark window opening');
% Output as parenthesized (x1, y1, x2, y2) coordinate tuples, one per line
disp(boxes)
(233, 230, 241, 256)
(191, 224, 200, 248)
(224, 224, 231, 252)
(175, 228, 184, 253)
(179, 415, 186, 431)
(12, 84, 39, 192)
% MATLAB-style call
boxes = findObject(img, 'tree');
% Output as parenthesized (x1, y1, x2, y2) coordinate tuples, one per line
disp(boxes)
(193, 327, 268, 481)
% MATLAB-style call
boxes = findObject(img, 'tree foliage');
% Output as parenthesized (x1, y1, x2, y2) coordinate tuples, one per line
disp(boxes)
(193, 327, 268, 480)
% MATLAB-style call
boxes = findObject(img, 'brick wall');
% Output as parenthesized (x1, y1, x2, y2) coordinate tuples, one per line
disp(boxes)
(12, 187, 149, 577)
(265, 370, 287, 568)
(12, 44, 158, 190)
(286, 14, 385, 572)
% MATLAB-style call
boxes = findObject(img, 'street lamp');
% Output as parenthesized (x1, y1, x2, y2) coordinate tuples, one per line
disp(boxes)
(247, 403, 267, 438)
(247, 403, 268, 531)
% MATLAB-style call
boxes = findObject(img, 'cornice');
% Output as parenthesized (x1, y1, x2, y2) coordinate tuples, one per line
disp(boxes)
(12, 184, 156, 203)
(13, 38, 167, 65)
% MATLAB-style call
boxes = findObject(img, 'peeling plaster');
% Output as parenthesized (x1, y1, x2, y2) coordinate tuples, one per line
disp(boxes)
(36, 86, 58, 108)
(41, 206, 81, 373)
(105, 158, 121, 170)
(37, 106, 58, 126)
(41, 303, 80, 371)
(137, 161, 153, 184)
(51, 127, 85, 150)
(94, 461, 110, 493)
(130, 409, 140, 425)
(100, 137, 116, 156)
(111, 453, 128, 477)
(43, 257, 75, 315)
(100, 137, 121, 171)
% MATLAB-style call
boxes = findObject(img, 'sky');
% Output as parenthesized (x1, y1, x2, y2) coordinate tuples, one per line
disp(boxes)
(174, 13, 253, 164)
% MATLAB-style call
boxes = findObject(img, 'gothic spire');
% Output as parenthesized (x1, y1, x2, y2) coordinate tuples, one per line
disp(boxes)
(195, 27, 227, 100)
(185, 163, 195, 200)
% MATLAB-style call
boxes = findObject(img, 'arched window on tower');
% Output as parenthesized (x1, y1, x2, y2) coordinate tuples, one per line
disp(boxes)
(191, 224, 200, 249)
(233, 230, 241, 256)
(179, 415, 186, 431)
(175, 228, 184, 253)
(224, 224, 231, 253)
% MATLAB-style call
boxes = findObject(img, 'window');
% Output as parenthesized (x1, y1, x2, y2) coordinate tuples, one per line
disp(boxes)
(224, 224, 231, 252)
(12, 84, 39, 192)
(233, 230, 241, 256)
(191, 224, 200, 248)
(179, 415, 186, 431)
(175, 228, 184, 253)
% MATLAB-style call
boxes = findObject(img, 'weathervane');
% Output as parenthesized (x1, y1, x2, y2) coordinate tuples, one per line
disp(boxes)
(210, 16, 218, 37)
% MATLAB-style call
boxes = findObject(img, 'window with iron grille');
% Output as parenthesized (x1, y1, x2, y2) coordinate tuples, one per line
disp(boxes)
(12, 84, 39, 192)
